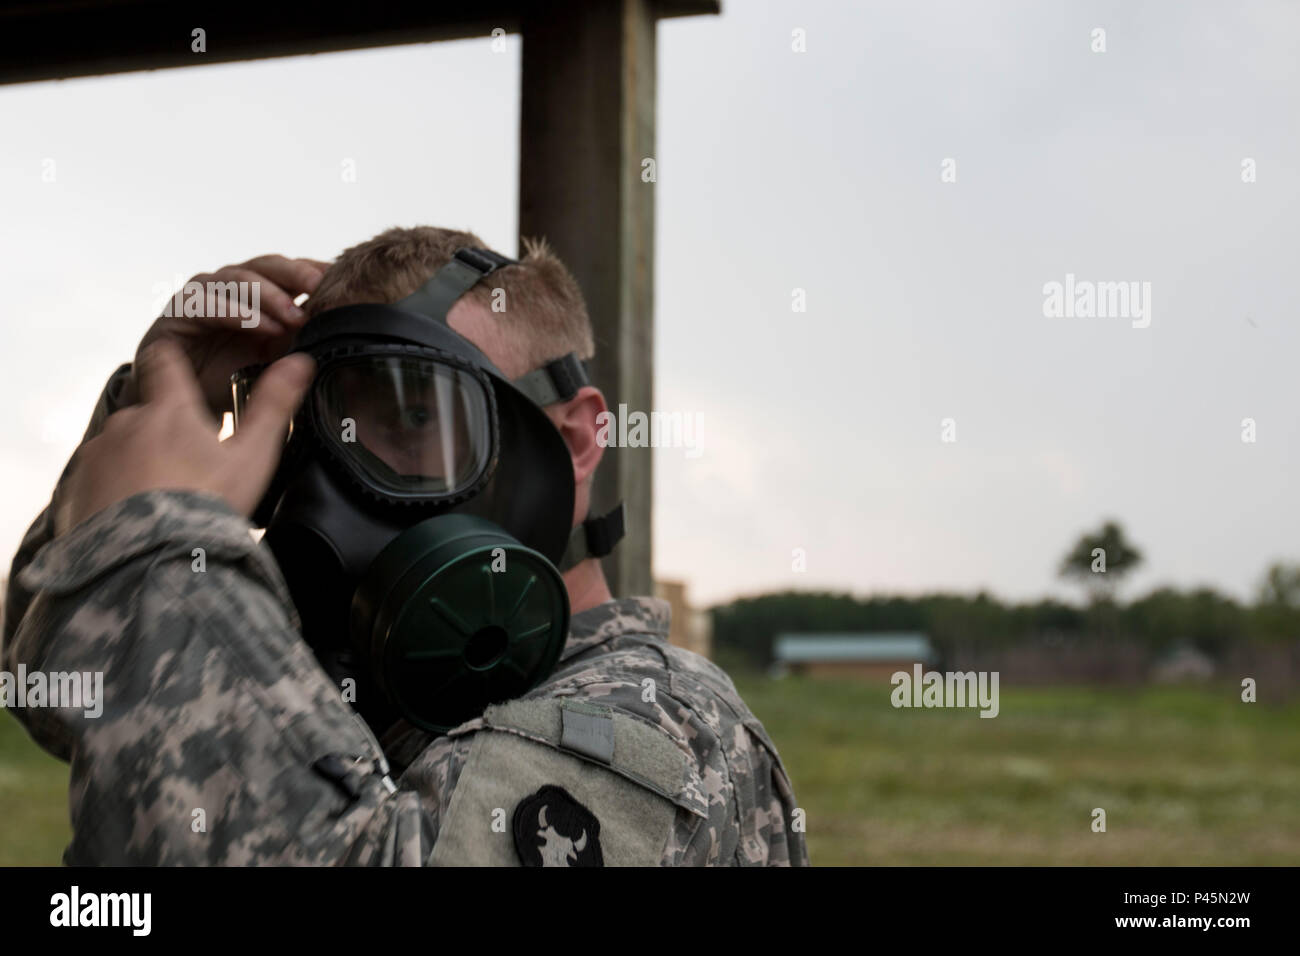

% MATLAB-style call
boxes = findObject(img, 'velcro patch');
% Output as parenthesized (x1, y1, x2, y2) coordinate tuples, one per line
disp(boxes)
(465, 697, 708, 818)
(560, 704, 615, 763)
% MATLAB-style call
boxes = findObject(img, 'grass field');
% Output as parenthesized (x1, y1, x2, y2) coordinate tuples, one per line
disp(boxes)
(733, 675, 1300, 865)
(3, 678, 1298, 865)
(0, 711, 70, 866)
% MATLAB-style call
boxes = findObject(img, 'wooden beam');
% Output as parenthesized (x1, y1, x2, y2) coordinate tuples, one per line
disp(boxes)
(0, 0, 718, 86)
(519, 0, 657, 598)
(0, 1, 515, 85)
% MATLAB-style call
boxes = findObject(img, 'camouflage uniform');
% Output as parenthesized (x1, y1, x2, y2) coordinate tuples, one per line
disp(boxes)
(2, 366, 809, 866)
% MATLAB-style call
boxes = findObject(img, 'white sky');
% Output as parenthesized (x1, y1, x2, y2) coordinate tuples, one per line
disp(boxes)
(1, 0, 1298, 607)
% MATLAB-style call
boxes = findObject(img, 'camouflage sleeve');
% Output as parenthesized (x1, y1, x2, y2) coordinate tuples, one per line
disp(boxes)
(641, 686, 810, 866)
(3, 488, 436, 865)
(3, 363, 132, 658)
(723, 720, 810, 866)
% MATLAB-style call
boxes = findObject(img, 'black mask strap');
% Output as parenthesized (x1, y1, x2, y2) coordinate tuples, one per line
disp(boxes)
(394, 247, 516, 321)
(511, 353, 590, 407)
(559, 504, 626, 572)
(514, 354, 625, 572)
(395, 246, 586, 407)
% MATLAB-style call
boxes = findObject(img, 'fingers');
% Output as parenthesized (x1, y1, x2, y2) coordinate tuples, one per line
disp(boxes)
(174, 256, 330, 335)
(170, 269, 283, 337)
(229, 266, 311, 332)
(232, 353, 316, 459)
(229, 353, 314, 508)
(238, 255, 327, 310)
(137, 340, 209, 413)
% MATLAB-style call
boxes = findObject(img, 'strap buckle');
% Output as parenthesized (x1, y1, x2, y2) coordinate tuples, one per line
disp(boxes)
(559, 504, 626, 571)
(455, 247, 515, 275)
(511, 353, 590, 407)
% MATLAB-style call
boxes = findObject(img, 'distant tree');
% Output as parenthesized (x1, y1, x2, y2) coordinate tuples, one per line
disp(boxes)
(1059, 520, 1143, 603)
(1249, 562, 1300, 641)
(1257, 562, 1300, 608)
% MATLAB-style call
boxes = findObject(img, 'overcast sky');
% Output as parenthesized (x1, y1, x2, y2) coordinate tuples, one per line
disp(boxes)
(1, 0, 1297, 607)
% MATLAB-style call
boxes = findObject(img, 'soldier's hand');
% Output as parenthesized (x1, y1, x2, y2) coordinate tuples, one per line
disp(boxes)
(131, 255, 331, 418)
(55, 341, 315, 537)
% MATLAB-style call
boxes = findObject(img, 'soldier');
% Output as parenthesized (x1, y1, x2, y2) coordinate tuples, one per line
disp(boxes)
(2, 226, 809, 866)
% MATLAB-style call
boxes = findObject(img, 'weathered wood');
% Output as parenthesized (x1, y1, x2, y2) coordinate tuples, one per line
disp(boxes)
(520, 0, 657, 597)
(0, 0, 719, 86)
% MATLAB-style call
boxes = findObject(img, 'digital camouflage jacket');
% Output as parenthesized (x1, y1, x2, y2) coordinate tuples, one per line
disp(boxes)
(1, 366, 809, 866)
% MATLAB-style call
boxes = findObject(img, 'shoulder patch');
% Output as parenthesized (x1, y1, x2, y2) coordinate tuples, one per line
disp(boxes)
(430, 698, 706, 866)
(513, 785, 604, 867)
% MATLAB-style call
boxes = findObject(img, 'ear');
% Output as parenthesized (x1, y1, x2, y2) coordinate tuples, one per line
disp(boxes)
(546, 385, 608, 488)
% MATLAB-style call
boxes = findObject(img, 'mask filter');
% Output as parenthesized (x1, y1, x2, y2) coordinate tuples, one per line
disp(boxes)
(350, 513, 568, 734)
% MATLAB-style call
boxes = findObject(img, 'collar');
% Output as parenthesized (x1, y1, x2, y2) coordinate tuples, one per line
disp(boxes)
(558, 596, 671, 662)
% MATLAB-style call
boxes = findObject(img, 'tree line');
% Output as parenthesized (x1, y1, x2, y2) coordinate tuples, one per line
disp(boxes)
(712, 521, 1300, 670)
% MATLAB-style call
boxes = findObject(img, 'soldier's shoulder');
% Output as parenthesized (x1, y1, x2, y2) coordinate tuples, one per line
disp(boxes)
(410, 598, 805, 865)
(536, 610, 782, 776)
(552, 621, 746, 719)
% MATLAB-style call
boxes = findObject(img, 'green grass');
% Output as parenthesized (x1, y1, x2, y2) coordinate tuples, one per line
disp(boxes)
(3, 679, 1297, 865)
(733, 675, 1300, 865)
(0, 710, 70, 866)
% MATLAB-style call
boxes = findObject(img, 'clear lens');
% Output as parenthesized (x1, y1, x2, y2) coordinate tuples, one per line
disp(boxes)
(316, 356, 492, 496)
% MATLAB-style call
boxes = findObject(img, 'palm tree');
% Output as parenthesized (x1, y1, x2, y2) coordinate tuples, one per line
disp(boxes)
(1059, 520, 1143, 603)
(1257, 562, 1300, 608)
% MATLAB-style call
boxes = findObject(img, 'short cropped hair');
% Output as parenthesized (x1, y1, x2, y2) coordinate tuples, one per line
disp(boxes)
(305, 226, 595, 374)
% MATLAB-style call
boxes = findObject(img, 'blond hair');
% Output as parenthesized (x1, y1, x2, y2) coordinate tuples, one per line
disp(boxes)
(306, 226, 595, 373)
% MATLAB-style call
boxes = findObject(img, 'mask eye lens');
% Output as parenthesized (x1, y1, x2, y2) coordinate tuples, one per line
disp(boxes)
(316, 356, 494, 498)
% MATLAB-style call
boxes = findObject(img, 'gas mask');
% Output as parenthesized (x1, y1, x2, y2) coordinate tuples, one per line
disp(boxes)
(230, 247, 624, 737)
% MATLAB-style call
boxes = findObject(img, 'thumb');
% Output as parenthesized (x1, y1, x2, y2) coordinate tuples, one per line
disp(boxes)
(228, 353, 315, 501)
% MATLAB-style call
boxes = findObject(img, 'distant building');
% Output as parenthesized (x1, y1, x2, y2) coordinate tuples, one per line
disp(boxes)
(772, 633, 937, 680)
(654, 580, 713, 660)
(1151, 643, 1216, 683)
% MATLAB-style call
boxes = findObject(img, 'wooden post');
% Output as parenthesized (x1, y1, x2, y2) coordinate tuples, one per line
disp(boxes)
(519, 0, 657, 598)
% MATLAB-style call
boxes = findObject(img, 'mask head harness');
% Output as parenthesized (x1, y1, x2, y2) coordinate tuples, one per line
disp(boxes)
(232, 247, 624, 736)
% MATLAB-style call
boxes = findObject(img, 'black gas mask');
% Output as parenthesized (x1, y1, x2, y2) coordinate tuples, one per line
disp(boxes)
(230, 247, 624, 737)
